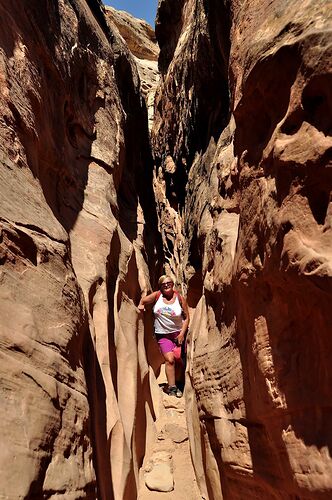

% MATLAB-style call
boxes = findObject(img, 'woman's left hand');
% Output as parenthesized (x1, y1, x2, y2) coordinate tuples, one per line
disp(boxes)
(177, 333, 185, 345)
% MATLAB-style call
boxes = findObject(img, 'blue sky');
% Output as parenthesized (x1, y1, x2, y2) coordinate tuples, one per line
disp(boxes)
(104, 1, 158, 26)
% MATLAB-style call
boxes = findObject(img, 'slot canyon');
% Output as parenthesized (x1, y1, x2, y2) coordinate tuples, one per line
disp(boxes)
(0, 0, 331, 499)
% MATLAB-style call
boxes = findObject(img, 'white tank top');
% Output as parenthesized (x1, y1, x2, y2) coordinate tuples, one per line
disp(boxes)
(153, 293, 183, 335)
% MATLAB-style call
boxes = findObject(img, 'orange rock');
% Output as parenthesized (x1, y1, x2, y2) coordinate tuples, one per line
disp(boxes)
(0, 1, 160, 498)
(152, 0, 332, 498)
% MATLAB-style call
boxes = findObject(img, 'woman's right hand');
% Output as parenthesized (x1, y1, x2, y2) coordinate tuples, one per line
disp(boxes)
(137, 290, 158, 313)
(138, 303, 145, 313)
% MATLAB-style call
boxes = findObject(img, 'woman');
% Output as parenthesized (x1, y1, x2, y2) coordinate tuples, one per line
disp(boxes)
(138, 275, 189, 397)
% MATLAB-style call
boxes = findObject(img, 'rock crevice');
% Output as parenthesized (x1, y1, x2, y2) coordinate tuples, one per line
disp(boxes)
(0, 1, 161, 498)
(1, 1, 332, 499)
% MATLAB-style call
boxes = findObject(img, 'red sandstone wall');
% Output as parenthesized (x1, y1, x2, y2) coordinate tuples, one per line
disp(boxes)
(0, 1, 161, 498)
(152, 0, 332, 498)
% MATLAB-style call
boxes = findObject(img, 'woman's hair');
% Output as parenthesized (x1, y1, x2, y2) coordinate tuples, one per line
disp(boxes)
(158, 275, 173, 288)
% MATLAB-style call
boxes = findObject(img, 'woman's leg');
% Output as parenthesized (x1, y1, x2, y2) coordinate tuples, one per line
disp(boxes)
(163, 351, 176, 387)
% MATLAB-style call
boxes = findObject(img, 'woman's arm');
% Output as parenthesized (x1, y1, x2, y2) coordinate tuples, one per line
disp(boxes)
(177, 296, 189, 344)
(138, 291, 159, 312)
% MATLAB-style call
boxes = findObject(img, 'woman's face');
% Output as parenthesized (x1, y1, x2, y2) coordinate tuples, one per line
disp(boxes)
(160, 279, 174, 296)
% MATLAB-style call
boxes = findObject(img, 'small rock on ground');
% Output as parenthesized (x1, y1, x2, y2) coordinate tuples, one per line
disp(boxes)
(145, 462, 174, 492)
(161, 423, 188, 443)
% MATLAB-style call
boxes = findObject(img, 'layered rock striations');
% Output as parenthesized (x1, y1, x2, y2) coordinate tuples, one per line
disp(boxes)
(152, 0, 332, 498)
(152, 0, 231, 283)
(104, 5, 158, 61)
(0, 0, 161, 498)
(105, 6, 159, 131)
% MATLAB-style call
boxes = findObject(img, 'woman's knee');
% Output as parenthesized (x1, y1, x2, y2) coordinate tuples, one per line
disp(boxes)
(164, 353, 175, 365)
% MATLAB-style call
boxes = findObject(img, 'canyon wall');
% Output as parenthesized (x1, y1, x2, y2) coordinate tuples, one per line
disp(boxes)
(152, 0, 332, 499)
(0, 1, 162, 498)
(105, 6, 159, 131)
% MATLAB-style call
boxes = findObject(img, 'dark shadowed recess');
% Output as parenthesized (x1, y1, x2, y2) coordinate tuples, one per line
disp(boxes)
(235, 272, 332, 498)
(155, 0, 185, 74)
(234, 44, 301, 166)
(163, 166, 189, 210)
(187, 271, 203, 309)
(190, 0, 231, 155)
(113, 52, 164, 281)
(85, 0, 111, 35)
(302, 73, 332, 137)
(238, 36, 332, 228)
(106, 231, 121, 402)
(3, 0, 110, 233)
(113, 50, 146, 241)
(155, 0, 231, 210)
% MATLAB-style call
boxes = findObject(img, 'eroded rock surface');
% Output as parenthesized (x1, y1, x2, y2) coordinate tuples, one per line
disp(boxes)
(0, 1, 161, 498)
(105, 5, 158, 61)
(153, 0, 332, 499)
(105, 6, 159, 131)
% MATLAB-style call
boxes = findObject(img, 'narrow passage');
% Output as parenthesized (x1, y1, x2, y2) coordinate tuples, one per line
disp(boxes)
(138, 366, 201, 499)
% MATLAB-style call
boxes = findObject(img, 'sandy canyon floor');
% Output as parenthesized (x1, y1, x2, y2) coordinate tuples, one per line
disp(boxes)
(138, 366, 202, 499)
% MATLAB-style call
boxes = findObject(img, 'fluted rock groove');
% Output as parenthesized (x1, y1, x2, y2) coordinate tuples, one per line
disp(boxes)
(0, 1, 331, 499)
(0, 1, 160, 498)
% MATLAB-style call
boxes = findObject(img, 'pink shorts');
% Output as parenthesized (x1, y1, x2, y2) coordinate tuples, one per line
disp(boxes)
(157, 331, 181, 357)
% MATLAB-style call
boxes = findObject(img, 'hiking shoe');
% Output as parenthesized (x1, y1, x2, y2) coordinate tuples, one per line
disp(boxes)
(167, 385, 182, 398)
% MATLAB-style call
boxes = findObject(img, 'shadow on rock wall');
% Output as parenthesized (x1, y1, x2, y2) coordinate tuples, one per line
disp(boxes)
(152, 0, 332, 498)
(0, 1, 161, 498)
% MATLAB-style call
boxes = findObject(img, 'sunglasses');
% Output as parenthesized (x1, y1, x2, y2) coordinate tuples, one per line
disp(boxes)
(161, 281, 174, 289)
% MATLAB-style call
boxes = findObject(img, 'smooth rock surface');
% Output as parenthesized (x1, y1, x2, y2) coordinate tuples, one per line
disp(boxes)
(0, 1, 161, 498)
(144, 452, 174, 492)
